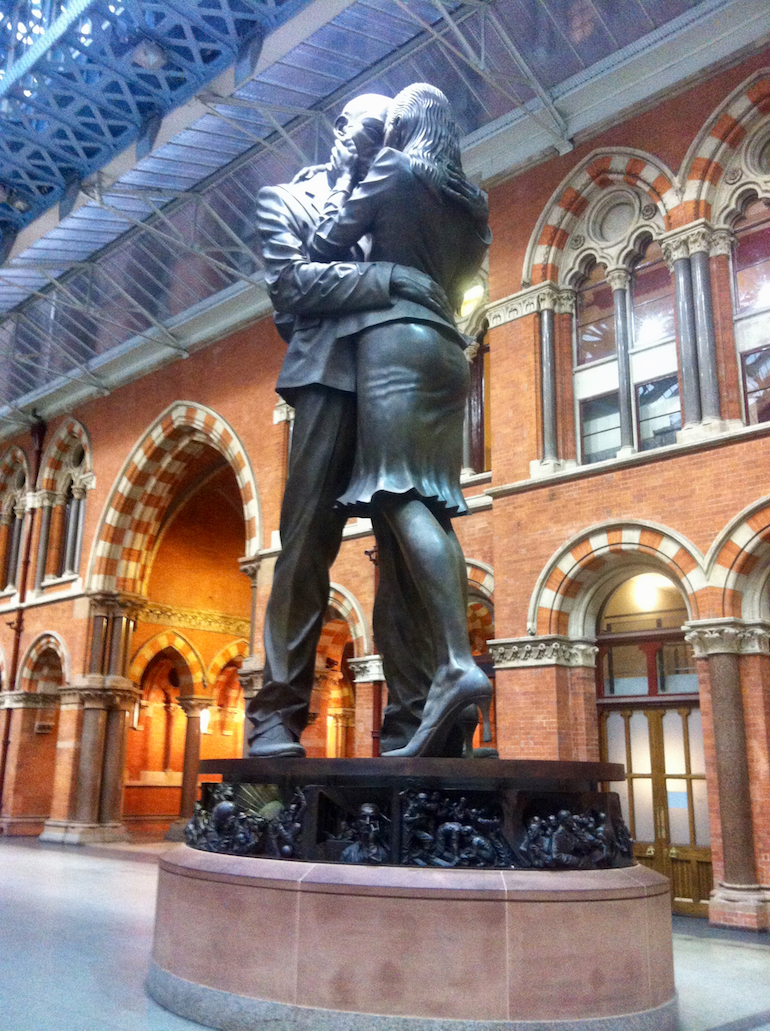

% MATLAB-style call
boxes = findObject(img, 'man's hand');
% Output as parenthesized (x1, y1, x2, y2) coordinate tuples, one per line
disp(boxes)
(444, 169, 489, 225)
(391, 266, 455, 323)
(329, 138, 361, 185)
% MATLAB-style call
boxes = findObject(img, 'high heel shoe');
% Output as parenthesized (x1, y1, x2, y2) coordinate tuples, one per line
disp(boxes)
(382, 667, 492, 758)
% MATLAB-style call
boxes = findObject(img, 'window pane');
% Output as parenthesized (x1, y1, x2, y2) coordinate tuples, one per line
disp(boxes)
(638, 376, 681, 450)
(659, 642, 698, 693)
(663, 711, 686, 774)
(633, 244, 675, 347)
(581, 393, 620, 463)
(735, 202, 770, 313)
(578, 265, 615, 364)
(605, 645, 649, 696)
(666, 777, 691, 845)
(632, 778, 655, 841)
(605, 712, 627, 766)
(688, 710, 705, 774)
(744, 347, 770, 425)
(692, 779, 710, 845)
(629, 712, 652, 773)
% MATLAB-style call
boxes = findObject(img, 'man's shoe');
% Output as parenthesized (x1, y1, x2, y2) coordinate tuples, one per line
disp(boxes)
(248, 719, 305, 758)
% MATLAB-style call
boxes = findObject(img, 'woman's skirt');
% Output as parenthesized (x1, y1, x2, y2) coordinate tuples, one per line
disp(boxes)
(338, 319, 469, 517)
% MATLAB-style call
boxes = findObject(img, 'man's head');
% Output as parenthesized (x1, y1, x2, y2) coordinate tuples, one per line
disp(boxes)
(334, 93, 391, 173)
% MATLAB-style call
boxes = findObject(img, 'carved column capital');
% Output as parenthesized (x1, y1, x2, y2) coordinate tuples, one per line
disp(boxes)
(238, 556, 261, 582)
(606, 268, 630, 292)
(178, 695, 212, 718)
(0, 511, 12, 527)
(709, 228, 735, 257)
(661, 235, 691, 269)
(490, 636, 598, 669)
(70, 484, 88, 502)
(684, 619, 770, 658)
(237, 655, 264, 699)
(273, 399, 295, 424)
(348, 654, 386, 682)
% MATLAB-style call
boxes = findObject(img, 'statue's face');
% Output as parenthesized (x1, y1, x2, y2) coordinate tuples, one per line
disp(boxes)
(336, 95, 389, 171)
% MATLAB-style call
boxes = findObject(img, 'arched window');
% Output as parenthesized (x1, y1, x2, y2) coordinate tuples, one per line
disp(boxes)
(733, 198, 770, 424)
(1, 461, 27, 593)
(37, 433, 90, 588)
(575, 242, 679, 464)
(463, 323, 490, 475)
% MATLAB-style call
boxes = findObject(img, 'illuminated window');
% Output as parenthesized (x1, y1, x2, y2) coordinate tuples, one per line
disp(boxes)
(631, 241, 675, 350)
(637, 376, 681, 451)
(577, 263, 615, 365)
(734, 200, 770, 424)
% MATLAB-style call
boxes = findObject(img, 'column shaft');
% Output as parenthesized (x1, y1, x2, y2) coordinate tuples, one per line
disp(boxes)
(540, 307, 558, 462)
(98, 706, 128, 824)
(63, 496, 80, 574)
(74, 706, 108, 825)
(690, 249, 721, 420)
(612, 287, 634, 451)
(0, 519, 11, 587)
(179, 711, 202, 820)
(7, 513, 24, 587)
(708, 652, 758, 886)
(673, 256, 702, 424)
(34, 502, 52, 591)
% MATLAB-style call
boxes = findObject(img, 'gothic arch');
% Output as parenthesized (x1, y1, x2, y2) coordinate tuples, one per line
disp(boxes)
(0, 446, 29, 514)
(86, 402, 260, 595)
(328, 582, 371, 656)
(523, 148, 680, 288)
(207, 639, 248, 689)
(529, 521, 707, 638)
(16, 632, 71, 692)
(128, 631, 207, 696)
(38, 418, 93, 492)
(679, 69, 770, 226)
(707, 496, 770, 621)
(466, 558, 494, 601)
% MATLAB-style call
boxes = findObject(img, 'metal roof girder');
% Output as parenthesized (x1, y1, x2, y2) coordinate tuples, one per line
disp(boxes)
(192, 194, 264, 269)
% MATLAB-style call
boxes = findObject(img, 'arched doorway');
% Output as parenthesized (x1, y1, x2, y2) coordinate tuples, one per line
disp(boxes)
(597, 572, 711, 916)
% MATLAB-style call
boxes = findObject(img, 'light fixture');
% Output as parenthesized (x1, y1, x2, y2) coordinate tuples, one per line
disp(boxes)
(461, 283, 484, 318)
(199, 707, 210, 734)
(131, 39, 167, 71)
(632, 573, 672, 611)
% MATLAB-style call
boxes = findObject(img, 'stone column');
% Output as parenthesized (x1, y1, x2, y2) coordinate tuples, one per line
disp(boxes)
(98, 678, 139, 827)
(6, 502, 25, 588)
(607, 269, 635, 457)
(239, 557, 261, 654)
(348, 654, 386, 758)
(687, 228, 721, 422)
(167, 696, 210, 840)
(663, 236, 701, 427)
(72, 686, 110, 827)
(33, 491, 55, 591)
(685, 619, 770, 929)
(237, 655, 264, 758)
(44, 492, 67, 579)
(62, 487, 85, 575)
(539, 291, 558, 463)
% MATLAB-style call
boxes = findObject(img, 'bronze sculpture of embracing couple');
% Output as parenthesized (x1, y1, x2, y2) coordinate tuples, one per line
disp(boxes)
(247, 83, 493, 760)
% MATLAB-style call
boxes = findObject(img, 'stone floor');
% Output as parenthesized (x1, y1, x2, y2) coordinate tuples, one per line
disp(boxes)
(0, 837, 768, 1031)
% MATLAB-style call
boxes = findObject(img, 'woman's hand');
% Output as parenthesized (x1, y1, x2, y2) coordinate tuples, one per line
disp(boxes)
(391, 266, 455, 323)
(444, 169, 489, 224)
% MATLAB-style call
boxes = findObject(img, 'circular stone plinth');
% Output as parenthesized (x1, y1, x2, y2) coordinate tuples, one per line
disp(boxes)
(149, 846, 677, 1031)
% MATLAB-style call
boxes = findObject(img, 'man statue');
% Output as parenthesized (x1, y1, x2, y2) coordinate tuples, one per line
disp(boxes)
(246, 93, 452, 757)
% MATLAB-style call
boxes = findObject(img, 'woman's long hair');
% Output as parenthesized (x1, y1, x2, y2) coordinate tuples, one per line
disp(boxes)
(387, 83, 464, 197)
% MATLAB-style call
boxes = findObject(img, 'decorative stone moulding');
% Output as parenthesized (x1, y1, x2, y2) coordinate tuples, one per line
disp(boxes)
(486, 282, 576, 328)
(490, 635, 598, 669)
(684, 618, 770, 657)
(0, 690, 58, 709)
(140, 601, 250, 637)
(347, 653, 385, 683)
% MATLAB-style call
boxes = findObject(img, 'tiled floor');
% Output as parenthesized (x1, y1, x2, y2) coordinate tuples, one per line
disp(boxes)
(0, 838, 768, 1031)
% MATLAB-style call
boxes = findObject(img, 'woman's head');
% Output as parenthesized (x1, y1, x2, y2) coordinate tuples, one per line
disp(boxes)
(385, 83, 462, 188)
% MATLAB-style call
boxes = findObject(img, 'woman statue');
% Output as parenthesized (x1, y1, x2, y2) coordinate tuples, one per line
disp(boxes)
(309, 83, 492, 757)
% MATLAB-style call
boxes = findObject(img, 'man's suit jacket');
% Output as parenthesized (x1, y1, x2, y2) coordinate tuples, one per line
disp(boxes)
(256, 169, 395, 404)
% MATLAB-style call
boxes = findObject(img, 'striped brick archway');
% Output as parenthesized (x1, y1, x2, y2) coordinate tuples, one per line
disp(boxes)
(38, 418, 92, 492)
(207, 639, 248, 689)
(16, 632, 70, 692)
(87, 402, 260, 596)
(466, 558, 494, 601)
(523, 148, 680, 287)
(707, 497, 770, 621)
(678, 70, 770, 225)
(128, 631, 207, 696)
(529, 521, 707, 637)
(328, 583, 370, 657)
